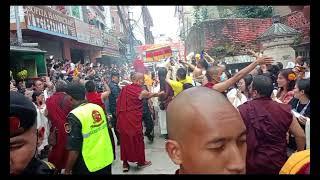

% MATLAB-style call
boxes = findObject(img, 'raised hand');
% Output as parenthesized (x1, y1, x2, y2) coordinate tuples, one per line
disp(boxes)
(247, 49, 262, 59)
(256, 56, 274, 65)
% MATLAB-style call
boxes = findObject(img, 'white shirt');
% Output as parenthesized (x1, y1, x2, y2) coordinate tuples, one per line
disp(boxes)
(33, 103, 50, 153)
(227, 88, 247, 108)
(306, 118, 310, 149)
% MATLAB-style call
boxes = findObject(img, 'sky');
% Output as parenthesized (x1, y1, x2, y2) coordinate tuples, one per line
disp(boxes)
(147, 6, 180, 41)
(129, 6, 180, 44)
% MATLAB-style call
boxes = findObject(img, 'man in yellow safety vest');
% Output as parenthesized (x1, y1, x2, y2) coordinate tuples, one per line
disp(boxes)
(64, 83, 114, 175)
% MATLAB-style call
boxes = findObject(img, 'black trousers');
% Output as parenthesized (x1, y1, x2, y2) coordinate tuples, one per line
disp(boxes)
(74, 164, 112, 175)
(111, 112, 120, 144)
(93, 164, 112, 175)
(143, 110, 154, 138)
(107, 127, 116, 160)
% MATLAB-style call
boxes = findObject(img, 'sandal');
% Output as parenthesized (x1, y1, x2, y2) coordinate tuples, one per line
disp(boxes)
(123, 163, 130, 172)
(137, 161, 152, 169)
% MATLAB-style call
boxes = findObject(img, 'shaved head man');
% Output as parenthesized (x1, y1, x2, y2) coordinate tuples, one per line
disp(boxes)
(133, 72, 145, 85)
(166, 87, 247, 174)
(116, 71, 164, 172)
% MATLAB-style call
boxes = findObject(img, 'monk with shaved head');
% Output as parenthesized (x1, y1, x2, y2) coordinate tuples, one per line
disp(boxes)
(116, 72, 164, 172)
(203, 55, 274, 92)
(166, 87, 247, 174)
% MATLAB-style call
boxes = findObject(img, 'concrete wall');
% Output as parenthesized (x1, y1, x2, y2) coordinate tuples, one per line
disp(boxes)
(263, 46, 295, 68)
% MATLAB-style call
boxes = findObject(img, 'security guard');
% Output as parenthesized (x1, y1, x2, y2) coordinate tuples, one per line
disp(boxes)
(64, 83, 114, 175)
(10, 91, 56, 175)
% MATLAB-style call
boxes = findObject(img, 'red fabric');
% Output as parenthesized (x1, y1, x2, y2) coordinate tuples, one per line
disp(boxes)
(133, 59, 145, 73)
(159, 82, 174, 110)
(296, 162, 310, 174)
(116, 84, 145, 163)
(85, 92, 105, 111)
(279, 91, 294, 104)
(46, 92, 72, 170)
(238, 97, 293, 174)
(203, 82, 215, 89)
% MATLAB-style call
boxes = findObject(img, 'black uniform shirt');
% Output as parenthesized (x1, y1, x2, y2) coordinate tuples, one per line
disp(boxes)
(21, 158, 56, 175)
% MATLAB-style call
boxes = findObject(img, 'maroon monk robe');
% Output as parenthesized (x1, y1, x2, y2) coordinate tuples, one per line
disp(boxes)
(46, 92, 72, 170)
(203, 82, 215, 89)
(238, 97, 293, 174)
(116, 83, 145, 163)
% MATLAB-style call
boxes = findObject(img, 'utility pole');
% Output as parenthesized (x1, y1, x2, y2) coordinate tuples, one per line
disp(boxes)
(181, 7, 185, 40)
(128, 11, 134, 60)
(14, 6, 23, 45)
(186, 16, 189, 37)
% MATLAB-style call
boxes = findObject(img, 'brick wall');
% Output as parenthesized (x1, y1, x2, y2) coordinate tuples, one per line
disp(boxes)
(185, 11, 309, 56)
(185, 18, 272, 56)
(281, 11, 310, 43)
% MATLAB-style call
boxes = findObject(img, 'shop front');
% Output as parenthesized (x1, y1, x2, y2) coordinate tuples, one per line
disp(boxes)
(73, 18, 105, 64)
(23, 6, 77, 62)
(10, 46, 47, 79)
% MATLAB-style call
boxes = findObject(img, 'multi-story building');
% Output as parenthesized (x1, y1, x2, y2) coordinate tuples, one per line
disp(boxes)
(10, 5, 120, 69)
(110, 6, 134, 59)
(130, 6, 154, 45)
(141, 6, 154, 45)
(174, 6, 194, 41)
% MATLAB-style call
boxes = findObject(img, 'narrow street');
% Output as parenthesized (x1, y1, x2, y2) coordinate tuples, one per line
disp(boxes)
(9, 5, 311, 175)
(112, 125, 179, 174)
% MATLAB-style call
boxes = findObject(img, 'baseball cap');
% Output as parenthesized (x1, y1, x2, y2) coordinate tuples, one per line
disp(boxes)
(10, 91, 37, 137)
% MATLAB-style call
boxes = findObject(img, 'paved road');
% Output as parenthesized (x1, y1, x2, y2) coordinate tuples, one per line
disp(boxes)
(111, 125, 179, 174)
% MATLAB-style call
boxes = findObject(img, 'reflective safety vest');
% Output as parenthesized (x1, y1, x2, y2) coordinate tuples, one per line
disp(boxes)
(70, 103, 113, 172)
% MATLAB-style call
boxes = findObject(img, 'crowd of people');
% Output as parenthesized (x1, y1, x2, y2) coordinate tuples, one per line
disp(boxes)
(10, 49, 310, 175)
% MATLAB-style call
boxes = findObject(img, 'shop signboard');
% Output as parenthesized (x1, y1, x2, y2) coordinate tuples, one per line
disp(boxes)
(24, 6, 77, 40)
(74, 19, 91, 45)
(89, 25, 104, 47)
(74, 19, 104, 47)
(10, 6, 25, 23)
(101, 31, 120, 57)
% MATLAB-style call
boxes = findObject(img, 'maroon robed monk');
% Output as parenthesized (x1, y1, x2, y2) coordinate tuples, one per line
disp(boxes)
(46, 80, 73, 171)
(238, 75, 305, 174)
(116, 72, 164, 172)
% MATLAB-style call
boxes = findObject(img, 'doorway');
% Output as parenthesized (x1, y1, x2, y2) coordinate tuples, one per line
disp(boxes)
(71, 49, 85, 64)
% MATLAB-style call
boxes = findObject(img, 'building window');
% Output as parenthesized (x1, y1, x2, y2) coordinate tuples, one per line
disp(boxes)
(119, 18, 124, 33)
(100, 23, 105, 31)
(70, 6, 83, 21)
(112, 17, 115, 24)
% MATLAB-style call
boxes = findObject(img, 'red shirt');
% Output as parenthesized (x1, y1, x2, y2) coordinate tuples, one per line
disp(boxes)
(85, 92, 105, 111)
(203, 82, 215, 89)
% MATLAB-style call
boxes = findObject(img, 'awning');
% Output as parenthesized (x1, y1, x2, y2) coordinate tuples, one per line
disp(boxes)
(10, 46, 47, 53)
